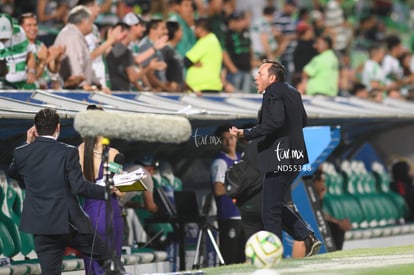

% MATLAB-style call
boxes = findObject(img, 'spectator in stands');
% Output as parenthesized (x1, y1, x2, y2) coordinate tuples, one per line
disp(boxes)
(123, 12, 145, 56)
(398, 51, 414, 99)
(310, 9, 325, 38)
(338, 51, 358, 95)
(137, 18, 169, 92)
(382, 35, 413, 98)
(206, 0, 234, 49)
(369, 88, 385, 103)
(123, 12, 158, 91)
(355, 15, 385, 50)
(324, 0, 352, 53)
(150, 0, 171, 19)
(37, 0, 73, 27)
(159, 160, 183, 193)
(361, 45, 398, 95)
(206, 0, 235, 94)
(297, 7, 310, 24)
(223, 10, 255, 93)
(293, 21, 317, 77)
(122, 164, 158, 246)
(194, 0, 208, 18)
(80, 0, 124, 90)
(161, 20, 184, 92)
(391, 161, 414, 221)
(303, 36, 339, 96)
(399, 51, 413, 78)
(211, 124, 245, 264)
(184, 17, 223, 93)
(0, 60, 7, 81)
(37, 0, 75, 45)
(350, 83, 369, 99)
(383, 35, 405, 76)
(123, 12, 168, 67)
(123, 163, 158, 213)
(169, 0, 196, 57)
(313, 169, 352, 251)
(250, 6, 281, 61)
(106, 22, 165, 91)
(372, 0, 392, 17)
(0, 13, 36, 89)
(273, 0, 298, 81)
(237, 0, 266, 26)
(54, 6, 107, 92)
(9, 0, 36, 18)
(19, 12, 47, 87)
(94, 0, 120, 28)
(19, 12, 65, 89)
(135, 155, 175, 249)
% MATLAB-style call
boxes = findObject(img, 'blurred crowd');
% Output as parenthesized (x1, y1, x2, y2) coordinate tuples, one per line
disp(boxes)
(1, 0, 414, 101)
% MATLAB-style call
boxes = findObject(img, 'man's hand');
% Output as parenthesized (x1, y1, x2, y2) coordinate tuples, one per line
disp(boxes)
(112, 187, 126, 198)
(48, 45, 65, 62)
(101, 86, 111, 94)
(229, 126, 244, 137)
(193, 61, 202, 67)
(26, 125, 38, 144)
(26, 70, 36, 83)
(107, 25, 126, 44)
(153, 35, 168, 50)
(223, 81, 235, 93)
(64, 75, 85, 88)
(37, 44, 49, 63)
(338, 218, 352, 231)
(149, 59, 167, 71)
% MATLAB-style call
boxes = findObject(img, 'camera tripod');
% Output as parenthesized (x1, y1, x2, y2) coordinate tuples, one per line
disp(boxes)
(100, 141, 124, 275)
(192, 221, 225, 269)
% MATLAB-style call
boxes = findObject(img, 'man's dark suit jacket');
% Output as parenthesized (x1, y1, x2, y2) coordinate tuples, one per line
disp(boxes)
(7, 136, 106, 235)
(244, 81, 309, 173)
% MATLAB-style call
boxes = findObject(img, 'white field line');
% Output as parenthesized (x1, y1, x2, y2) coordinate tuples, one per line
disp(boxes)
(280, 254, 414, 274)
(234, 254, 414, 275)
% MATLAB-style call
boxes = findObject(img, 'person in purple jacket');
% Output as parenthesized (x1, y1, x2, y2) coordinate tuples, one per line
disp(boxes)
(210, 124, 245, 264)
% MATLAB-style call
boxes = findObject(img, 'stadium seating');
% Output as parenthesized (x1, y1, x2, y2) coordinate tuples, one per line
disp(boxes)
(0, 172, 22, 259)
(321, 160, 412, 240)
(322, 162, 366, 229)
(371, 161, 410, 221)
(5, 180, 36, 259)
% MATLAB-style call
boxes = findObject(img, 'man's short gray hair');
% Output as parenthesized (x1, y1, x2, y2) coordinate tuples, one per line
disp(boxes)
(67, 5, 91, 25)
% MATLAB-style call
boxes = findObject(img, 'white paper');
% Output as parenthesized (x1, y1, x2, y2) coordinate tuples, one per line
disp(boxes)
(113, 168, 146, 186)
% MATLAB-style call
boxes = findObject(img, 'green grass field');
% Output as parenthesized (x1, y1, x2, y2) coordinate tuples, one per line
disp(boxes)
(201, 245, 414, 275)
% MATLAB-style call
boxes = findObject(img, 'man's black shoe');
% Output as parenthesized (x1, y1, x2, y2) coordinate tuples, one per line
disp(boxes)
(304, 233, 322, 257)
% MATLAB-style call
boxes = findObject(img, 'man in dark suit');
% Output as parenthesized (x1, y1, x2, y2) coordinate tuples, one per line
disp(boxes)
(229, 60, 322, 256)
(7, 108, 125, 274)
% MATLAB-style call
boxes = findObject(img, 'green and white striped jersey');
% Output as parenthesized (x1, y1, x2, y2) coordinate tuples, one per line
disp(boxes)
(0, 24, 31, 86)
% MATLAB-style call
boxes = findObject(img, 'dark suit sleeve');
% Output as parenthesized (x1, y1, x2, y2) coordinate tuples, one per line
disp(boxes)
(303, 107, 308, 128)
(7, 151, 25, 189)
(65, 147, 106, 200)
(244, 94, 286, 140)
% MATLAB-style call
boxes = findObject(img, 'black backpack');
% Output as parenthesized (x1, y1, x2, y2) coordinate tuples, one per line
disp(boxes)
(225, 158, 264, 207)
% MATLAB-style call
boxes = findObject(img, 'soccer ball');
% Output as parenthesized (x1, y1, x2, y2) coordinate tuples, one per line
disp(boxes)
(245, 231, 283, 268)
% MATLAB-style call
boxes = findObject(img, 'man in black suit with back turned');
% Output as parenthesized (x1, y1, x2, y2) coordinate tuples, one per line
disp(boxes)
(229, 60, 322, 256)
(7, 108, 125, 274)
